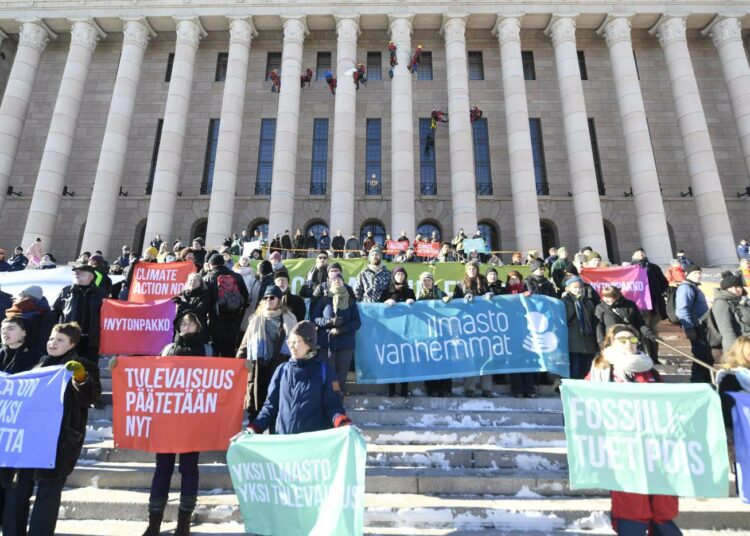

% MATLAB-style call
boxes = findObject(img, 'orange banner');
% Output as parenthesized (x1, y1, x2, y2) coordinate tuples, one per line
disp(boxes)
(385, 240, 409, 255)
(112, 356, 247, 453)
(415, 241, 440, 258)
(128, 261, 196, 304)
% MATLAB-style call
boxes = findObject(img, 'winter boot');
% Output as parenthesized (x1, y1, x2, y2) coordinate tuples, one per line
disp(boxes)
(174, 509, 193, 536)
(141, 512, 163, 536)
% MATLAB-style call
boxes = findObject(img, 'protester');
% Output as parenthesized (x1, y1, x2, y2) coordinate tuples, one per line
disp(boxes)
(383, 267, 416, 397)
(524, 260, 556, 297)
(312, 271, 361, 397)
(363, 231, 376, 253)
(676, 249, 694, 269)
(274, 268, 306, 322)
(345, 233, 361, 258)
(503, 271, 525, 295)
(675, 265, 714, 383)
(415, 272, 452, 397)
(331, 230, 346, 258)
(172, 273, 211, 342)
(89, 254, 113, 295)
(631, 248, 669, 363)
(256, 260, 274, 302)
(437, 243, 458, 263)
(665, 259, 685, 286)
(354, 248, 392, 303)
(716, 336, 750, 430)
(550, 247, 574, 291)
(247, 321, 351, 435)
(8, 247, 28, 272)
(485, 268, 504, 295)
(236, 285, 297, 424)
(594, 286, 654, 349)
(562, 276, 599, 379)
(204, 254, 248, 357)
(0, 249, 10, 272)
(710, 272, 750, 352)
(587, 324, 680, 536)
(4, 284, 53, 354)
(300, 251, 329, 316)
(293, 229, 306, 258)
(233, 256, 261, 316)
(38, 253, 57, 270)
(544, 247, 559, 270)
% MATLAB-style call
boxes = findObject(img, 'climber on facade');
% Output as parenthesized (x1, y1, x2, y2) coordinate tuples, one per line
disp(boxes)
(269, 69, 280, 93)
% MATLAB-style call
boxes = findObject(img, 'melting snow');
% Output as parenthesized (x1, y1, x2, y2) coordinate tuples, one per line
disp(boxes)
(369, 451, 451, 469)
(85, 426, 113, 441)
(208, 504, 236, 520)
(569, 510, 612, 531)
(408, 414, 485, 428)
(372, 431, 458, 444)
(515, 454, 561, 471)
(514, 485, 543, 498)
(497, 432, 565, 448)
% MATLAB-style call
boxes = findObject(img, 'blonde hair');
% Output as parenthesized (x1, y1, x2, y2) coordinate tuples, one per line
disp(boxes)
(721, 336, 750, 369)
(591, 324, 639, 370)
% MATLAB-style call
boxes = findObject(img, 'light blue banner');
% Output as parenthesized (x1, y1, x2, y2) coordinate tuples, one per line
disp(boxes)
(462, 237, 487, 253)
(729, 391, 750, 503)
(354, 295, 569, 384)
(0, 365, 71, 469)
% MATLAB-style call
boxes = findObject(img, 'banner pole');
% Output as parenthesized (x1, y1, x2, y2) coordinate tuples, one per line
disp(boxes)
(655, 337, 719, 384)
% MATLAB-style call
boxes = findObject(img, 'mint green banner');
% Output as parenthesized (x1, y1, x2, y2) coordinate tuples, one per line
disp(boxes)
(253, 258, 530, 296)
(561, 380, 729, 497)
(227, 427, 367, 536)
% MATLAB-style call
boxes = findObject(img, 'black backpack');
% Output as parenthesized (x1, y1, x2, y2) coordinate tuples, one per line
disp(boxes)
(664, 286, 680, 324)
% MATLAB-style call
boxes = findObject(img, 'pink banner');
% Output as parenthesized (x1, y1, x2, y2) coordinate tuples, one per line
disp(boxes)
(386, 240, 409, 255)
(100, 299, 176, 356)
(580, 266, 652, 310)
(415, 242, 440, 258)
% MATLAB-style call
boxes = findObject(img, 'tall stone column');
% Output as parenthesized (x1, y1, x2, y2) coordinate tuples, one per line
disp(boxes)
(81, 19, 152, 256)
(388, 15, 416, 240)
(493, 16, 542, 253)
(705, 16, 750, 182)
(143, 17, 205, 245)
(205, 17, 256, 247)
(0, 21, 51, 217)
(545, 15, 607, 257)
(268, 16, 307, 237)
(22, 20, 103, 246)
(600, 16, 672, 264)
(652, 16, 736, 265)
(328, 15, 359, 238)
(441, 14, 478, 237)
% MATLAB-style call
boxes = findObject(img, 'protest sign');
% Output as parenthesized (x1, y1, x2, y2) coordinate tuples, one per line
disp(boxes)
(728, 391, 750, 503)
(100, 299, 176, 356)
(0, 267, 124, 304)
(580, 266, 652, 310)
(415, 242, 440, 258)
(561, 380, 729, 497)
(462, 237, 487, 253)
(355, 294, 568, 384)
(228, 426, 366, 536)
(0, 366, 71, 469)
(128, 261, 196, 303)
(242, 240, 263, 258)
(385, 240, 409, 255)
(112, 356, 247, 453)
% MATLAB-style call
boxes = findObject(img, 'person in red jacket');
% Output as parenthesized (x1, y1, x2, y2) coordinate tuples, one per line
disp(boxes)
(388, 41, 398, 67)
(300, 67, 313, 88)
(430, 109, 448, 130)
(470, 105, 483, 123)
(354, 63, 367, 90)
(587, 324, 681, 536)
(408, 44, 422, 73)
(269, 69, 280, 93)
(665, 259, 685, 286)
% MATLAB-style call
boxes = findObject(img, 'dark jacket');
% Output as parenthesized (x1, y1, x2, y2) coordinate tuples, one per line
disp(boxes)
(452, 276, 489, 299)
(293, 235, 306, 252)
(193, 248, 207, 267)
(354, 266, 391, 303)
(174, 286, 212, 327)
(8, 254, 28, 272)
(595, 296, 654, 345)
(550, 259, 575, 290)
(563, 294, 599, 354)
(305, 235, 318, 250)
(312, 293, 361, 351)
(0, 289, 12, 321)
(281, 234, 292, 250)
(0, 344, 42, 374)
(331, 235, 346, 253)
(252, 355, 347, 435)
(204, 265, 249, 317)
(319, 234, 331, 250)
(718, 373, 744, 429)
(711, 290, 750, 350)
(581, 283, 601, 306)
(300, 265, 329, 315)
(0, 260, 11, 272)
(269, 238, 282, 254)
(52, 284, 107, 352)
(282, 290, 307, 322)
(633, 259, 668, 317)
(384, 284, 416, 303)
(524, 275, 557, 297)
(161, 332, 212, 357)
(487, 282, 504, 295)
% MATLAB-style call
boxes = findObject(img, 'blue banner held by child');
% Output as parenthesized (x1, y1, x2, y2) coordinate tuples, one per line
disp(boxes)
(354, 294, 569, 384)
(0, 365, 72, 469)
(729, 391, 750, 503)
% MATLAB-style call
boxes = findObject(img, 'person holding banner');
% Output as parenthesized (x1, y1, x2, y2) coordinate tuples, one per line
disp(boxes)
(562, 276, 599, 380)
(717, 336, 750, 430)
(586, 324, 681, 536)
(354, 248, 392, 304)
(417, 272, 454, 397)
(595, 286, 655, 349)
(383, 267, 417, 397)
(485, 268, 504, 295)
(524, 260, 557, 297)
(631, 248, 669, 363)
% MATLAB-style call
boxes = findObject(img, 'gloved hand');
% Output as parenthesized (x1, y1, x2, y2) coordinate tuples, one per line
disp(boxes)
(246, 423, 262, 434)
(329, 328, 340, 337)
(464, 294, 473, 303)
(442, 296, 451, 303)
(331, 317, 344, 328)
(385, 299, 397, 307)
(65, 361, 87, 383)
(333, 414, 352, 428)
(685, 328, 698, 342)
(484, 292, 494, 301)
(107, 356, 118, 370)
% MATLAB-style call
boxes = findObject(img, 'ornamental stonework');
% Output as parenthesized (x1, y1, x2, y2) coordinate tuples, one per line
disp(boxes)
(710, 17, 741, 48)
(548, 16, 577, 47)
(70, 20, 99, 50)
(655, 17, 686, 48)
(281, 17, 307, 45)
(18, 21, 48, 52)
(388, 15, 413, 46)
(122, 19, 150, 50)
(494, 17, 521, 45)
(603, 17, 632, 47)
(228, 18, 254, 46)
(175, 18, 202, 49)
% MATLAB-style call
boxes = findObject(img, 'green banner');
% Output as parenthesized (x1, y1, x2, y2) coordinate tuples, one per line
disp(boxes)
(254, 258, 530, 296)
(561, 380, 729, 497)
(227, 427, 367, 536)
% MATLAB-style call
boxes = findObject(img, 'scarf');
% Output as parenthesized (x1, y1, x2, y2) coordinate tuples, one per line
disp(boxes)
(369, 262, 386, 273)
(573, 296, 593, 335)
(716, 367, 750, 392)
(329, 283, 349, 313)
(5, 297, 48, 320)
(419, 286, 437, 300)
(603, 346, 653, 375)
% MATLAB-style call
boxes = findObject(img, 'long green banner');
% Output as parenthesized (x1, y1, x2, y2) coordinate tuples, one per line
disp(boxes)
(561, 380, 729, 497)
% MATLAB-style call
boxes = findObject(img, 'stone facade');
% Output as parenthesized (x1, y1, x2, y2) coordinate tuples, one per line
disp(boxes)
(0, 3, 748, 265)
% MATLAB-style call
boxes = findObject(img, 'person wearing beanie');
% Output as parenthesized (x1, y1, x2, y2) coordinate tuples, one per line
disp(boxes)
(191, 238, 207, 267)
(524, 261, 557, 297)
(416, 272, 452, 397)
(273, 269, 306, 322)
(300, 250, 329, 315)
(562, 275, 599, 379)
(550, 247, 575, 291)
(710, 271, 750, 352)
(485, 267, 504, 296)
(354, 247, 392, 303)
(630, 248, 669, 363)
(383, 266, 416, 397)
(203, 250, 249, 357)
(247, 320, 351, 436)
(256, 260, 275, 301)
(675, 265, 713, 383)
(311, 263, 356, 311)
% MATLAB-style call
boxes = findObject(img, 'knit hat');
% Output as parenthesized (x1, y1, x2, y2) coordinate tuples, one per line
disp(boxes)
(72, 264, 96, 275)
(208, 253, 224, 266)
(327, 262, 342, 274)
(368, 247, 382, 261)
(486, 267, 498, 277)
(685, 265, 702, 276)
(392, 266, 406, 276)
(419, 271, 434, 281)
(273, 269, 290, 281)
(289, 320, 317, 349)
(20, 285, 43, 301)
(145, 246, 159, 258)
(329, 271, 344, 281)
(565, 276, 583, 288)
(530, 259, 545, 272)
(263, 285, 283, 300)
(193, 237, 205, 246)
(721, 273, 744, 290)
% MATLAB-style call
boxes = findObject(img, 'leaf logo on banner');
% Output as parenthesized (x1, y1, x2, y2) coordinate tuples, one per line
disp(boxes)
(523, 311, 559, 353)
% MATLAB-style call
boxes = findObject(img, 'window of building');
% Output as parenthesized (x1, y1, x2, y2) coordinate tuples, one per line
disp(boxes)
(255, 119, 276, 196)
(367, 51, 382, 81)
(528, 118, 549, 195)
(215, 52, 228, 82)
(165, 53, 175, 82)
(417, 51, 433, 81)
(310, 119, 329, 195)
(365, 119, 382, 195)
(360, 221, 386, 247)
(472, 118, 492, 195)
(477, 221, 499, 252)
(316, 52, 332, 80)
(588, 118, 605, 195)
(468, 51, 484, 80)
(540, 220, 558, 255)
(265, 52, 281, 80)
(146, 119, 164, 194)
(191, 219, 207, 242)
(200, 118, 221, 194)
(522, 51, 536, 80)
(577, 50, 588, 80)
(305, 221, 329, 247)
(417, 222, 441, 242)
(419, 118, 437, 195)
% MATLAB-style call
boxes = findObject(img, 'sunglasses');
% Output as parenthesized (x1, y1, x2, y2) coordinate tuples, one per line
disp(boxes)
(263, 296, 278, 301)
(614, 336, 639, 344)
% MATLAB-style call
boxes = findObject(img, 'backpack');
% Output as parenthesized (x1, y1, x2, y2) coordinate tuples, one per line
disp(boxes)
(216, 274, 244, 314)
(701, 309, 723, 349)
(664, 286, 680, 324)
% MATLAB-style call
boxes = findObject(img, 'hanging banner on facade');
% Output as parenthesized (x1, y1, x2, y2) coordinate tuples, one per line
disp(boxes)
(385, 240, 409, 255)
(561, 380, 729, 498)
(100, 299, 176, 356)
(580, 266, 652, 310)
(728, 391, 750, 503)
(128, 261, 196, 303)
(0, 365, 71, 469)
(462, 238, 488, 253)
(415, 242, 440, 258)
(228, 426, 366, 536)
(354, 294, 569, 384)
(112, 356, 247, 453)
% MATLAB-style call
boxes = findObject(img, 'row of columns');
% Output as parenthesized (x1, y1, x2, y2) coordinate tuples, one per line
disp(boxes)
(0, 14, 747, 264)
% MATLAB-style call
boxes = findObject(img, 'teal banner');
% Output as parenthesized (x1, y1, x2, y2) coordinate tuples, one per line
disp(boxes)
(561, 380, 729, 497)
(227, 427, 367, 536)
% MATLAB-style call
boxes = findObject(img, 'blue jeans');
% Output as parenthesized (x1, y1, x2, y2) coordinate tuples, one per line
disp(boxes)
(615, 519, 682, 536)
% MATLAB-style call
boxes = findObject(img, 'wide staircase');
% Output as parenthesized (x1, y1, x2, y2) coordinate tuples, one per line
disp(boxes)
(52, 321, 748, 535)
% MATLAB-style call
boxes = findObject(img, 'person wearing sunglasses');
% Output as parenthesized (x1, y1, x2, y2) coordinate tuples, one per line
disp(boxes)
(587, 324, 680, 536)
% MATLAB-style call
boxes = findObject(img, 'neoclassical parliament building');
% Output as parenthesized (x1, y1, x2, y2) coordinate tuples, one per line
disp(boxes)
(0, 1, 748, 265)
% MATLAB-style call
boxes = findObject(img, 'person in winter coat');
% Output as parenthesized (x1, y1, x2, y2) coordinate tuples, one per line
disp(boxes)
(485, 268, 504, 295)
(273, 269, 306, 322)
(383, 267, 416, 397)
(269, 234, 282, 255)
(550, 247, 574, 291)
(312, 272, 361, 396)
(631, 248, 669, 362)
(0, 249, 11, 272)
(237, 285, 297, 424)
(665, 259, 685, 286)
(503, 271, 526, 295)
(8, 247, 28, 272)
(587, 324, 681, 536)
(562, 276, 599, 379)
(280, 230, 293, 258)
(5, 285, 54, 354)
(293, 229, 306, 258)
(300, 251, 329, 316)
(354, 248, 392, 303)
(0, 316, 42, 374)
(524, 260, 557, 297)
(417, 272, 452, 397)
(331, 230, 346, 258)
(247, 321, 351, 435)
(716, 336, 750, 431)
(345, 234, 361, 258)
(172, 273, 211, 342)
(203, 254, 249, 357)
(319, 230, 331, 252)
(233, 256, 261, 323)
(312, 263, 356, 304)
(675, 265, 713, 383)
(363, 232, 376, 253)
(710, 272, 750, 352)
(256, 260, 274, 303)
(595, 286, 655, 349)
